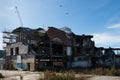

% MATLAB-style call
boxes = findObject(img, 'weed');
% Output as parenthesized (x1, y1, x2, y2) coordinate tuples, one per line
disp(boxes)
(43, 70, 75, 80)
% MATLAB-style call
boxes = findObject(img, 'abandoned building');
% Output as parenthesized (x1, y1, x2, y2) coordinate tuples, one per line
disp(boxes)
(0, 50, 5, 70)
(3, 27, 120, 71)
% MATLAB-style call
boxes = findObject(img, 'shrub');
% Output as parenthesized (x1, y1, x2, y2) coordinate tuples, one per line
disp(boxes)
(44, 70, 75, 80)
(109, 66, 120, 76)
(0, 73, 4, 78)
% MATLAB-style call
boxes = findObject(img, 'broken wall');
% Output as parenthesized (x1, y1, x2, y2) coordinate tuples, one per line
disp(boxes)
(6, 42, 28, 56)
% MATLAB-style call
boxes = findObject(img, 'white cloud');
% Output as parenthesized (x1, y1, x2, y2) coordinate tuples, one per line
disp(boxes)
(92, 33, 120, 47)
(9, 6, 15, 11)
(107, 23, 120, 29)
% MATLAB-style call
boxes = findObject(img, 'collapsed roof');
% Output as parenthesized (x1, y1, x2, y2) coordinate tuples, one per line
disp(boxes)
(47, 27, 71, 45)
(11, 27, 72, 46)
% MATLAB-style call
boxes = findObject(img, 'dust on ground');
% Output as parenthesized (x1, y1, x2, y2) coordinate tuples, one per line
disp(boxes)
(0, 70, 120, 80)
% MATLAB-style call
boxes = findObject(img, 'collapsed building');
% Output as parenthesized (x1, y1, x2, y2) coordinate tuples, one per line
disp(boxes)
(3, 27, 120, 71)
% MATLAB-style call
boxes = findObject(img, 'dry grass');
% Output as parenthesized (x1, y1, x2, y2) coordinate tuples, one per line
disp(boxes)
(39, 67, 120, 80)
(42, 70, 91, 80)
(43, 70, 75, 80)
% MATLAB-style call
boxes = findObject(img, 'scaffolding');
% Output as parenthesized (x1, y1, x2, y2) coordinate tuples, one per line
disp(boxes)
(3, 30, 18, 49)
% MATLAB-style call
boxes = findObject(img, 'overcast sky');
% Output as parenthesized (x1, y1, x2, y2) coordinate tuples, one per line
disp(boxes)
(1, 0, 120, 49)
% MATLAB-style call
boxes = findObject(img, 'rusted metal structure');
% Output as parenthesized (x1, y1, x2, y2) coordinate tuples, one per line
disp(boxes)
(3, 27, 120, 71)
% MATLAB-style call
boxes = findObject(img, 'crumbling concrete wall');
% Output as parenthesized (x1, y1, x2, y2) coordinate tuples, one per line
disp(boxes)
(10, 56, 35, 71)
(22, 58, 35, 71)
(6, 42, 28, 56)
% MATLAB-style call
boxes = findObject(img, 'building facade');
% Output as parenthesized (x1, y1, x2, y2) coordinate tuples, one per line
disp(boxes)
(3, 27, 120, 71)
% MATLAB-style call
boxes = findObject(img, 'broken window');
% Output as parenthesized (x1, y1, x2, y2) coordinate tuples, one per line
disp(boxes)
(82, 40, 88, 47)
(10, 48, 13, 55)
(52, 44, 63, 56)
(26, 63, 30, 71)
(15, 47, 19, 55)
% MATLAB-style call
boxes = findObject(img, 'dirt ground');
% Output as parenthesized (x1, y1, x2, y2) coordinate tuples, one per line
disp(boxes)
(0, 70, 44, 80)
(88, 76, 120, 80)
(0, 70, 120, 80)
(76, 74, 120, 80)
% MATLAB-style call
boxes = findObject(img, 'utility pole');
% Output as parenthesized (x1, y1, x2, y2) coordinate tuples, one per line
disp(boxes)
(15, 6, 23, 27)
